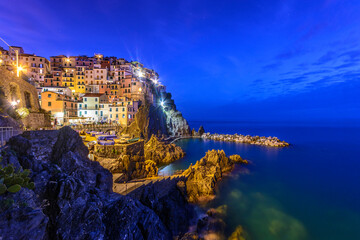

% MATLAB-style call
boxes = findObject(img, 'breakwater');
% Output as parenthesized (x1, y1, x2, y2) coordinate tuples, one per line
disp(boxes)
(201, 132, 289, 147)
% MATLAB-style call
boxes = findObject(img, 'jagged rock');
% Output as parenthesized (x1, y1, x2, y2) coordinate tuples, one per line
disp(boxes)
(229, 154, 247, 164)
(123, 93, 190, 140)
(228, 225, 249, 240)
(144, 135, 185, 165)
(182, 150, 241, 203)
(198, 126, 205, 136)
(96, 154, 158, 181)
(129, 176, 195, 237)
(0, 127, 179, 240)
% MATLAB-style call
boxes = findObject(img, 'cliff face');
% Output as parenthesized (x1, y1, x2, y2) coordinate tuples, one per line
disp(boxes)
(123, 92, 190, 140)
(0, 127, 178, 239)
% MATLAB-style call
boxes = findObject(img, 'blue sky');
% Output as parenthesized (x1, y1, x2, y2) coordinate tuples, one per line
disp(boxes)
(1, 0, 360, 122)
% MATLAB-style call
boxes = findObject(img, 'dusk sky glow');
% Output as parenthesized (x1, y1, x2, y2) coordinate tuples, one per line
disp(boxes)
(1, 0, 360, 122)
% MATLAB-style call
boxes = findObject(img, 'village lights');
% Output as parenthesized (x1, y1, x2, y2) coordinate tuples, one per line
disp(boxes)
(160, 100, 165, 108)
(66, 58, 70, 62)
(0, 59, 3, 64)
(138, 87, 142, 92)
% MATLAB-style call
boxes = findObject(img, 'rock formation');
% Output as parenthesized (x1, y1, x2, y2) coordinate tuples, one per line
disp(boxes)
(122, 92, 190, 140)
(144, 135, 185, 165)
(129, 176, 196, 237)
(0, 127, 191, 239)
(181, 150, 244, 203)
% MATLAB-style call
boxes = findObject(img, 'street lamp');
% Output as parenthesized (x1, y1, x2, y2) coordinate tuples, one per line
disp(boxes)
(17, 65, 23, 77)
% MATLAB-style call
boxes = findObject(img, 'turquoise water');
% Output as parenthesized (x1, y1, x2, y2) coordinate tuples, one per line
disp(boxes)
(159, 121, 360, 240)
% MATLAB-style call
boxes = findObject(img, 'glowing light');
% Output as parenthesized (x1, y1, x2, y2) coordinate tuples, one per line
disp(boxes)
(17, 66, 23, 72)
(0, 59, 3, 63)
(139, 87, 142, 92)
(66, 58, 70, 62)
(160, 101, 165, 108)
(136, 71, 145, 78)
(11, 101, 18, 107)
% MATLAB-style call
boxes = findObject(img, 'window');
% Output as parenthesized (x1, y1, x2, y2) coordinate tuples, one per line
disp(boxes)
(95, 98, 98, 102)
(48, 102, 51, 106)
(110, 108, 112, 112)
(128, 114, 131, 119)
(122, 114, 125, 118)
(79, 111, 82, 116)
(95, 111, 98, 115)
(116, 114, 118, 119)
(85, 104, 87, 109)
(110, 114, 112, 118)
(85, 111, 87, 114)
(100, 111, 103, 116)
(84, 98, 87, 102)
(116, 108, 118, 112)
(48, 94, 51, 98)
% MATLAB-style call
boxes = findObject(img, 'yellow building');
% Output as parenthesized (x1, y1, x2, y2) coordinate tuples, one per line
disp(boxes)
(75, 66, 86, 94)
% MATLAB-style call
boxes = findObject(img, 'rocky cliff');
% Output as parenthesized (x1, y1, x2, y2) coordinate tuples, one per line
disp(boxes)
(144, 135, 185, 165)
(122, 92, 190, 140)
(0, 127, 192, 239)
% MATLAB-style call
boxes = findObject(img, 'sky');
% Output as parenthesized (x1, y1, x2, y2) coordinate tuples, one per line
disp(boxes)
(1, 0, 360, 123)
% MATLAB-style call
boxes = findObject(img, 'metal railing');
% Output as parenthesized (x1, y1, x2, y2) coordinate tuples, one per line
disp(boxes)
(0, 127, 21, 148)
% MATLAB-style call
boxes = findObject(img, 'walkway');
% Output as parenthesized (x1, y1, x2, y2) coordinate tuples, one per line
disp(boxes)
(113, 175, 185, 195)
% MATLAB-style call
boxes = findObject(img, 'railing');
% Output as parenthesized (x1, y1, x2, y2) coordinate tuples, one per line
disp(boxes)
(0, 127, 21, 148)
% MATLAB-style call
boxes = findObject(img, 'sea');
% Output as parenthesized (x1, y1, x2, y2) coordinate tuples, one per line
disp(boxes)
(159, 121, 360, 240)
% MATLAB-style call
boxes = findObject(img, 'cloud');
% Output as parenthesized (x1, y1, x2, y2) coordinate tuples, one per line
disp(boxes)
(275, 46, 308, 60)
(313, 51, 337, 65)
(262, 62, 282, 72)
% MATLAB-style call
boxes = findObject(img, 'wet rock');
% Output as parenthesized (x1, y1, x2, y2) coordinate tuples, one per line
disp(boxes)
(182, 150, 243, 203)
(228, 225, 249, 240)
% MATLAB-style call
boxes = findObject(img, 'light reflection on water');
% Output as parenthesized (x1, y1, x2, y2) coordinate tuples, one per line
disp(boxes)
(159, 124, 360, 239)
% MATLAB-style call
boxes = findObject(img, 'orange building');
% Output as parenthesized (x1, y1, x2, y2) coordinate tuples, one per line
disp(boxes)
(41, 91, 78, 125)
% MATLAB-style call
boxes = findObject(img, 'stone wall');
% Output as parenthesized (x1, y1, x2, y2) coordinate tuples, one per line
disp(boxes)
(22, 112, 50, 129)
(0, 67, 40, 111)
(94, 140, 144, 158)
(0, 67, 50, 129)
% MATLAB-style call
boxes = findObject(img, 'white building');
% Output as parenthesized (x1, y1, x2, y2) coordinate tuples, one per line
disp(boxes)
(77, 93, 107, 123)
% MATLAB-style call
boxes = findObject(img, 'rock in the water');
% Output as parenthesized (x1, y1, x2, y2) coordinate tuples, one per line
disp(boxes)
(182, 150, 243, 203)
(228, 225, 249, 240)
(198, 126, 205, 136)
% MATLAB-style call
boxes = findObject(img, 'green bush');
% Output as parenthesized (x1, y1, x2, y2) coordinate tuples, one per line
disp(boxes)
(0, 163, 35, 195)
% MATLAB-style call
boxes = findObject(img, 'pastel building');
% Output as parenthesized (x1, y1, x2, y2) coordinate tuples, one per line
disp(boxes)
(77, 93, 107, 123)
(41, 91, 78, 125)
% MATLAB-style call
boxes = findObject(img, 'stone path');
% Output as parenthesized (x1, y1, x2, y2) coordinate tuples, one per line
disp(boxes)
(113, 175, 184, 195)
